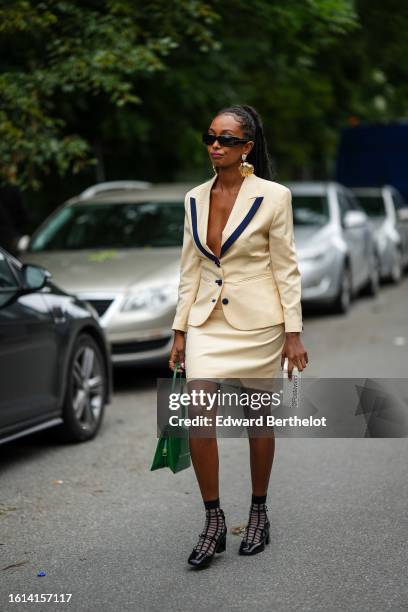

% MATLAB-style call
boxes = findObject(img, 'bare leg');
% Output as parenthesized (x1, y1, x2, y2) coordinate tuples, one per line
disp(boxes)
(243, 382, 277, 496)
(186, 379, 227, 567)
(189, 437, 219, 500)
(239, 384, 275, 554)
(248, 433, 275, 496)
(187, 379, 220, 502)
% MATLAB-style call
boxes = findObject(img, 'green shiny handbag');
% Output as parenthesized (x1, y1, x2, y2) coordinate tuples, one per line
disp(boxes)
(150, 363, 191, 474)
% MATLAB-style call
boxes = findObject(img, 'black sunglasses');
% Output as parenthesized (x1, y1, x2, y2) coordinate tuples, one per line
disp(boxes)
(202, 133, 250, 147)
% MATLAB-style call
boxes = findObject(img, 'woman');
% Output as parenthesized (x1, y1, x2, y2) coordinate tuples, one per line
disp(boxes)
(169, 104, 308, 568)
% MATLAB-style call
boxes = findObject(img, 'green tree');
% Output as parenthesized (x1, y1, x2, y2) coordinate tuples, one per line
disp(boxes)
(2, 0, 407, 198)
(128, 0, 360, 180)
(0, 0, 219, 189)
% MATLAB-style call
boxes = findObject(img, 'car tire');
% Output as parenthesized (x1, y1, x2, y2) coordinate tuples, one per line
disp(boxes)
(331, 264, 352, 314)
(56, 333, 107, 443)
(362, 251, 380, 297)
(389, 247, 403, 284)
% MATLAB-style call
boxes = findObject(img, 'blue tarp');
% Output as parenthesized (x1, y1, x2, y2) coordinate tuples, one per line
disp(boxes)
(335, 122, 408, 198)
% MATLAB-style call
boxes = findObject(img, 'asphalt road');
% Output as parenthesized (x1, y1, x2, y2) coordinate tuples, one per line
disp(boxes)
(1, 279, 407, 612)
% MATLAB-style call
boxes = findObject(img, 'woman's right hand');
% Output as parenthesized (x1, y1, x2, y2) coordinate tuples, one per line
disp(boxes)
(169, 330, 186, 372)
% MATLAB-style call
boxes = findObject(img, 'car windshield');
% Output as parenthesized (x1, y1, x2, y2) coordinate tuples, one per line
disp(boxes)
(291, 195, 329, 226)
(28, 201, 185, 251)
(356, 196, 385, 217)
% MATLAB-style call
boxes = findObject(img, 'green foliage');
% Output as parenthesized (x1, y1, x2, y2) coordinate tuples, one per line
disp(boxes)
(126, 0, 361, 180)
(1, 0, 407, 191)
(0, 0, 218, 188)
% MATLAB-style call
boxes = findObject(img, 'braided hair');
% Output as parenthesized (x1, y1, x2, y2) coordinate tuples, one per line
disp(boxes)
(216, 104, 274, 180)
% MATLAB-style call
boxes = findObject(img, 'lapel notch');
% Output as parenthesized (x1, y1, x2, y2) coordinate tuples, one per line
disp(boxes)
(190, 173, 264, 261)
(220, 196, 264, 256)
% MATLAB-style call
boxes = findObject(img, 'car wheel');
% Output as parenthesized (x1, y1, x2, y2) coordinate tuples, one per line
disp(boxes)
(332, 265, 352, 314)
(58, 333, 107, 442)
(389, 248, 403, 284)
(362, 252, 380, 297)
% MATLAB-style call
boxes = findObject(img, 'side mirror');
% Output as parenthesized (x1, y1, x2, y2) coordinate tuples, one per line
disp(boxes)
(343, 210, 367, 229)
(16, 234, 31, 253)
(21, 264, 52, 291)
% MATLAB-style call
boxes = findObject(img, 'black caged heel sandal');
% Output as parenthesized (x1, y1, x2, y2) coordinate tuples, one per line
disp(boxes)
(188, 508, 227, 568)
(239, 502, 271, 556)
(239, 520, 270, 555)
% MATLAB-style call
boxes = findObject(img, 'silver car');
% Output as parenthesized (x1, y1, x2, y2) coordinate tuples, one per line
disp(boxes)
(351, 185, 408, 283)
(18, 181, 195, 366)
(287, 182, 380, 313)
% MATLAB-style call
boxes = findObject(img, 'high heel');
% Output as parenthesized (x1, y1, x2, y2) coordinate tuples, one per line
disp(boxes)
(188, 508, 227, 568)
(239, 519, 270, 556)
(188, 527, 227, 568)
(215, 531, 226, 553)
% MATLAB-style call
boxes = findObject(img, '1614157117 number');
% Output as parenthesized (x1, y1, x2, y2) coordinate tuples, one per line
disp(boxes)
(8, 593, 73, 603)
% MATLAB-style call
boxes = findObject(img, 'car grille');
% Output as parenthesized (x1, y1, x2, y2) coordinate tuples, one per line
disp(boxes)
(112, 337, 170, 355)
(87, 299, 114, 317)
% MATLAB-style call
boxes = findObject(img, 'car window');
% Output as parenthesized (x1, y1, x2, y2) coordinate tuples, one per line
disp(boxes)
(392, 192, 408, 220)
(0, 252, 19, 290)
(28, 201, 186, 251)
(355, 195, 385, 217)
(348, 192, 365, 212)
(291, 195, 329, 226)
(392, 191, 408, 210)
(337, 192, 359, 223)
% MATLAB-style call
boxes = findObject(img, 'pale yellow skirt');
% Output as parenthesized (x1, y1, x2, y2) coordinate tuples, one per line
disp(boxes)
(185, 297, 285, 389)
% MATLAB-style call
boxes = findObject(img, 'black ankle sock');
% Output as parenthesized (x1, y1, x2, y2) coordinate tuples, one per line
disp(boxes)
(252, 493, 267, 505)
(204, 497, 220, 510)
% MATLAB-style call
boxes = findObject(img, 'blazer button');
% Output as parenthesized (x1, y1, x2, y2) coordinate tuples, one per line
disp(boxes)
(222, 298, 229, 305)
(211, 299, 216, 302)
(215, 279, 223, 285)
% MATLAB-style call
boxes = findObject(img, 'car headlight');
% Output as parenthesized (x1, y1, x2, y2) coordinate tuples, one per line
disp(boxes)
(121, 283, 177, 312)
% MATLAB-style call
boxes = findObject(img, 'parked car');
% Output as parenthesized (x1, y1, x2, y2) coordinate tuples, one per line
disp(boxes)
(18, 181, 196, 366)
(16, 181, 153, 253)
(287, 182, 380, 313)
(351, 185, 408, 283)
(0, 247, 112, 445)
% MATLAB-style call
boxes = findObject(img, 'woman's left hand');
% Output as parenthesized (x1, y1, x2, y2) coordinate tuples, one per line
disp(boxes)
(281, 332, 308, 380)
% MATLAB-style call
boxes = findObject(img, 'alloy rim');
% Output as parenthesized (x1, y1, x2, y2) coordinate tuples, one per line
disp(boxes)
(71, 345, 104, 430)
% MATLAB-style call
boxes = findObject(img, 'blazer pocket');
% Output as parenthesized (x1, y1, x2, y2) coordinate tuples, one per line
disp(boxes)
(234, 272, 274, 284)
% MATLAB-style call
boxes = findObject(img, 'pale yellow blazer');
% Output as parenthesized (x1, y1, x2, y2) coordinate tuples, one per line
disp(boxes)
(171, 172, 303, 333)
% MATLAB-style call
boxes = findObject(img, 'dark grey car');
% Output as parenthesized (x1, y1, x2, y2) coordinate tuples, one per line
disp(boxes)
(0, 247, 113, 445)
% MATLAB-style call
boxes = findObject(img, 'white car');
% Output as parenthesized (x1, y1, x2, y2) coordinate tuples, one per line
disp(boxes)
(287, 181, 380, 313)
(352, 185, 408, 283)
(18, 181, 195, 366)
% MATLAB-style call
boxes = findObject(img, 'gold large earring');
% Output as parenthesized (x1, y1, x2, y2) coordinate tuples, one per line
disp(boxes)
(239, 153, 254, 177)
